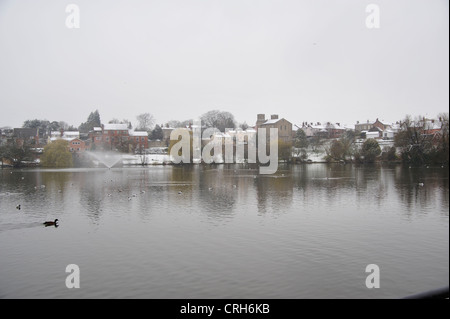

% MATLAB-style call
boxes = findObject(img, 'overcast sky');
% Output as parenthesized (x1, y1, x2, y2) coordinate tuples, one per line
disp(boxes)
(0, 0, 448, 129)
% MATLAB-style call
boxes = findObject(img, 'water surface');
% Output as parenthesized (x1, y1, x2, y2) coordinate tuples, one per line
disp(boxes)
(0, 164, 448, 298)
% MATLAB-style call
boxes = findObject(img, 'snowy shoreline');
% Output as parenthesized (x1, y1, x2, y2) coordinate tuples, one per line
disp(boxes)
(120, 153, 330, 166)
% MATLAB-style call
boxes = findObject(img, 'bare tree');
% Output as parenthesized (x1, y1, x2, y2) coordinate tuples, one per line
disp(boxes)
(437, 112, 449, 164)
(201, 110, 236, 132)
(395, 115, 432, 165)
(136, 113, 155, 131)
(58, 121, 70, 130)
(239, 122, 249, 130)
(166, 119, 192, 128)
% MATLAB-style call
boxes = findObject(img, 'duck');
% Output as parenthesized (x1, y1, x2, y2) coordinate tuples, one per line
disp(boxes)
(16, 204, 21, 210)
(178, 191, 183, 194)
(43, 219, 58, 227)
(418, 183, 424, 187)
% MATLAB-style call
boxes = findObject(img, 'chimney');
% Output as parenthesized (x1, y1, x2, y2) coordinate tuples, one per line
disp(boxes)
(271, 114, 279, 120)
(256, 114, 266, 127)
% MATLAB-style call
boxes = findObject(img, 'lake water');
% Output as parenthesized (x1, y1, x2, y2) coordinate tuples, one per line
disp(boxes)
(0, 164, 448, 299)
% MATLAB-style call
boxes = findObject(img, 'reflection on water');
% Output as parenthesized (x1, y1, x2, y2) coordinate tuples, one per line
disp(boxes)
(0, 164, 448, 298)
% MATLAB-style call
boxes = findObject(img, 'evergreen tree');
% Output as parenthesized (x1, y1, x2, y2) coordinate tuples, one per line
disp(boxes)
(79, 110, 101, 133)
(362, 139, 381, 163)
(151, 125, 163, 140)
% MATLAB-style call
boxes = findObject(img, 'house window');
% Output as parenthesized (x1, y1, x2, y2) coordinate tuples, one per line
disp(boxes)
(77, 148, 80, 151)
(141, 137, 145, 141)
(106, 137, 109, 141)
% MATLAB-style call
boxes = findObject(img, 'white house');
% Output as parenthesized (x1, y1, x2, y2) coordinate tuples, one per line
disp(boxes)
(364, 131, 380, 140)
(382, 130, 395, 140)
(49, 130, 80, 143)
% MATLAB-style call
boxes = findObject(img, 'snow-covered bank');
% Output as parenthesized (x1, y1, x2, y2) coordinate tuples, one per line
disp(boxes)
(122, 154, 171, 165)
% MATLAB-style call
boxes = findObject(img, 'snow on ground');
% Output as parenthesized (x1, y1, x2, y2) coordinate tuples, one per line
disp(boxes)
(122, 154, 171, 165)
(303, 150, 327, 163)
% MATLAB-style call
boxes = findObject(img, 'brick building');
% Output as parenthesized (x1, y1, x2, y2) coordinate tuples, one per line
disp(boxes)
(255, 114, 293, 145)
(88, 124, 149, 152)
(68, 138, 89, 153)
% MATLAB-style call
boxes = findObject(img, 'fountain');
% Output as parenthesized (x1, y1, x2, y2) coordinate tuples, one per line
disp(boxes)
(86, 151, 124, 168)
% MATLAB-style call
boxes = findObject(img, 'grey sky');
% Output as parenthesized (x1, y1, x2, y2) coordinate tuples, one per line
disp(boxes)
(0, 0, 448, 129)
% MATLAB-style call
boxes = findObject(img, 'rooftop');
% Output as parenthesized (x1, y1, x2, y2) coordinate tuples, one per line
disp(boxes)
(129, 131, 148, 137)
(64, 131, 80, 136)
(262, 119, 282, 125)
(103, 124, 129, 131)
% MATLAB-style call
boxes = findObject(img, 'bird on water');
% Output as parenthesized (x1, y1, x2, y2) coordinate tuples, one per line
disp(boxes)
(43, 219, 59, 227)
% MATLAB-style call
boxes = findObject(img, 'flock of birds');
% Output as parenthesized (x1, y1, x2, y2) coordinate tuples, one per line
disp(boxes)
(103, 184, 238, 198)
(13, 200, 58, 227)
(7, 165, 443, 227)
(5, 170, 59, 227)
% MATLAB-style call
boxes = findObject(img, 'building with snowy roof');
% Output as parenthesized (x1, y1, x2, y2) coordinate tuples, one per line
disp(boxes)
(255, 114, 292, 144)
